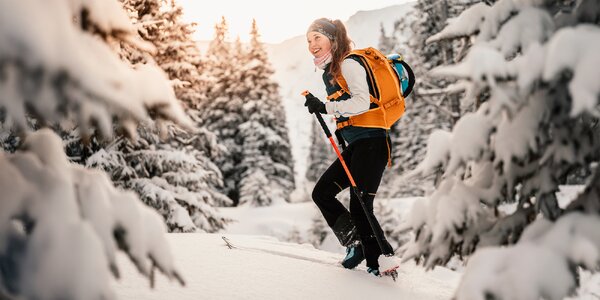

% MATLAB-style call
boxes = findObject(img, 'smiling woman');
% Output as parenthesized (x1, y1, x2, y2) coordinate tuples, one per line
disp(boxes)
(176, 0, 406, 43)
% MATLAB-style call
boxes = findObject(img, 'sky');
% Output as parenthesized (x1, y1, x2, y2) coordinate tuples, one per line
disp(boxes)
(177, 0, 410, 44)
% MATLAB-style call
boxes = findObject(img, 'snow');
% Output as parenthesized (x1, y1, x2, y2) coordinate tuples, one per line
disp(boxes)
(67, 0, 134, 34)
(487, 7, 554, 58)
(446, 113, 494, 174)
(108, 183, 600, 300)
(113, 233, 460, 300)
(0, 129, 183, 299)
(494, 93, 546, 175)
(0, 0, 193, 136)
(221, 201, 321, 243)
(107, 185, 596, 299)
(427, 2, 491, 43)
(543, 25, 600, 116)
(477, 0, 519, 42)
(409, 129, 452, 178)
(456, 243, 576, 300)
(430, 45, 513, 84)
(511, 42, 546, 95)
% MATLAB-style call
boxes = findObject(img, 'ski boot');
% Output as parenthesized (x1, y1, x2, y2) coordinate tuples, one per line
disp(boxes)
(341, 241, 364, 269)
(367, 267, 381, 277)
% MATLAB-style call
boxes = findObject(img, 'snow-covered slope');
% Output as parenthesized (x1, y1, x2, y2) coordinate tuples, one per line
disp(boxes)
(265, 2, 416, 199)
(346, 4, 416, 48)
(113, 233, 459, 299)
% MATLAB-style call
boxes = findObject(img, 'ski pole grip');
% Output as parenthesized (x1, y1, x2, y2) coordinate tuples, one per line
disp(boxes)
(302, 90, 331, 138)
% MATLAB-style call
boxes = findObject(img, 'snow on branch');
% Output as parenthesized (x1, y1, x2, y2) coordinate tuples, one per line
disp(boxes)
(427, 2, 491, 43)
(428, 0, 555, 45)
(445, 112, 494, 175)
(493, 92, 547, 176)
(430, 45, 514, 84)
(0, 0, 193, 138)
(0, 0, 193, 298)
(457, 212, 600, 300)
(405, 0, 600, 298)
(406, 111, 494, 181)
(407, 129, 452, 178)
(542, 25, 600, 117)
(487, 7, 554, 58)
(0, 129, 184, 299)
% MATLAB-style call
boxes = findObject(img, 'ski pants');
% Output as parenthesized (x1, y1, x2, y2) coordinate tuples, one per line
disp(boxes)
(311, 136, 390, 268)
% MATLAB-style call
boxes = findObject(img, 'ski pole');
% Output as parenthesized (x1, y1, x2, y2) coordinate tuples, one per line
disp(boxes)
(302, 90, 392, 256)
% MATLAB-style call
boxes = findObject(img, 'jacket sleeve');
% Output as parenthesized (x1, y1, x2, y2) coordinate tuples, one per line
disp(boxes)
(324, 59, 371, 117)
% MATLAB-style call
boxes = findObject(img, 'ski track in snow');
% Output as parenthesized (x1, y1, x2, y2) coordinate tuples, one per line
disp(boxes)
(113, 234, 459, 299)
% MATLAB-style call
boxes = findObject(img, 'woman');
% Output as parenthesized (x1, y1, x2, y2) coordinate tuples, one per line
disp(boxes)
(304, 18, 394, 276)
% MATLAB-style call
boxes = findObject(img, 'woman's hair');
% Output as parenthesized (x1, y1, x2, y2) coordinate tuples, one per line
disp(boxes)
(308, 18, 353, 79)
(328, 19, 353, 79)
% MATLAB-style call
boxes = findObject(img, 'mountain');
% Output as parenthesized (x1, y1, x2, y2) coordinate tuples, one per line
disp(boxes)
(346, 4, 416, 49)
(265, 2, 416, 200)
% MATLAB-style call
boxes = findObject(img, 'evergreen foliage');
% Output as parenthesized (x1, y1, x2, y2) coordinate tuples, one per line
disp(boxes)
(400, 0, 600, 298)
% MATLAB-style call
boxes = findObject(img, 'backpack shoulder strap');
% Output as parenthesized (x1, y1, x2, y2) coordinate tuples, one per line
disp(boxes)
(398, 60, 415, 97)
(328, 48, 380, 101)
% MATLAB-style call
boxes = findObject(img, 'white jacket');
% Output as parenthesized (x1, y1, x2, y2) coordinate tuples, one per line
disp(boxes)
(324, 59, 371, 118)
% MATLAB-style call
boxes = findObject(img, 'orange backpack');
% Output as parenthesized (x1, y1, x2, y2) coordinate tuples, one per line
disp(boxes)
(326, 47, 414, 130)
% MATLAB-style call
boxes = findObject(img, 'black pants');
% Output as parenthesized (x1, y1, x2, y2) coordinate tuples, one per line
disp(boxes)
(312, 136, 390, 268)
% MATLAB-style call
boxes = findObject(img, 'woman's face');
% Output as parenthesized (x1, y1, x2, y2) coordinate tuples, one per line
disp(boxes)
(307, 32, 332, 58)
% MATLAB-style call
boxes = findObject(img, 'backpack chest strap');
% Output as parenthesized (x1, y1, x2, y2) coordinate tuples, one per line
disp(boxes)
(326, 74, 350, 101)
(326, 89, 347, 101)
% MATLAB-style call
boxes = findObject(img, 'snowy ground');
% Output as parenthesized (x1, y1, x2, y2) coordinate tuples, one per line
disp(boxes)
(112, 197, 461, 300)
(113, 234, 459, 299)
(113, 186, 600, 299)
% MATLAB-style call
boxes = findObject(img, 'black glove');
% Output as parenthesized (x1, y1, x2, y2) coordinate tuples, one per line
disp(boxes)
(304, 94, 327, 114)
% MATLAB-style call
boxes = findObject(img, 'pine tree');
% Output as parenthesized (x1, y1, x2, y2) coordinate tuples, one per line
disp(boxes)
(66, 0, 232, 232)
(0, 0, 186, 297)
(401, 0, 600, 298)
(237, 20, 295, 206)
(374, 200, 410, 251)
(377, 0, 473, 197)
(200, 17, 246, 203)
(308, 214, 329, 248)
(305, 119, 337, 182)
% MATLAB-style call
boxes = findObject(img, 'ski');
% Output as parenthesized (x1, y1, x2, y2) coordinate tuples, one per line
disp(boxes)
(221, 236, 342, 267)
(222, 236, 400, 282)
(380, 265, 399, 281)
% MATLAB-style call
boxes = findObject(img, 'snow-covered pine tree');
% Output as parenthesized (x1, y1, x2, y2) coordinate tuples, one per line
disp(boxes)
(0, 0, 187, 298)
(377, 0, 473, 197)
(238, 20, 295, 206)
(400, 0, 600, 298)
(308, 214, 330, 248)
(87, 124, 230, 232)
(200, 17, 247, 204)
(374, 200, 409, 251)
(305, 119, 337, 182)
(122, 0, 206, 108)
(82, 0, 231, 232)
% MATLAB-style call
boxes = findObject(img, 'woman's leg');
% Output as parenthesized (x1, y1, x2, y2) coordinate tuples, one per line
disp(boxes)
(347, 137, 391, 269)
(311, 148, 353, 242)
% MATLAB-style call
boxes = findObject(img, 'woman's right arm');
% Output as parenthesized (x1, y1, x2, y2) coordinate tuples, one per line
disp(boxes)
(324, 59, 371, 117)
